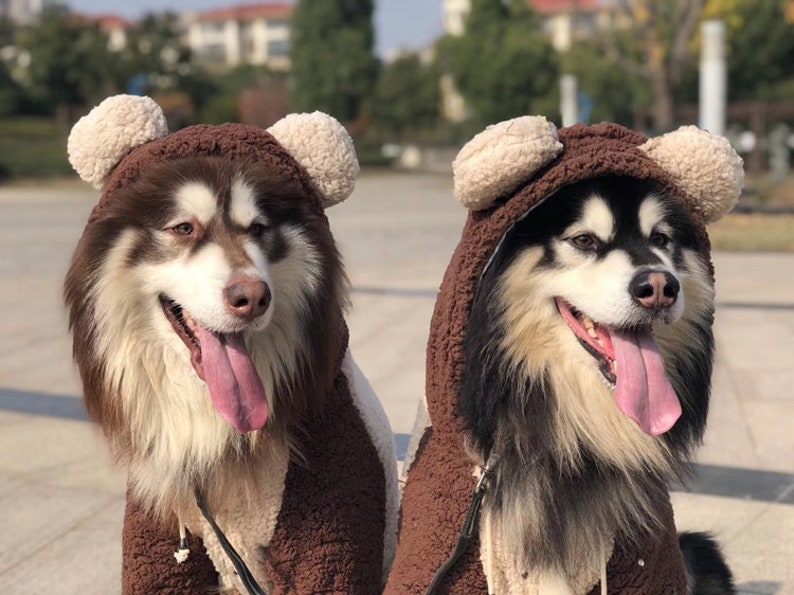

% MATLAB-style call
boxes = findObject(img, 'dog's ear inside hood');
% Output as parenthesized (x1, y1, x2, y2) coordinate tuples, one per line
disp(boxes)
(426, 119, 743, 432)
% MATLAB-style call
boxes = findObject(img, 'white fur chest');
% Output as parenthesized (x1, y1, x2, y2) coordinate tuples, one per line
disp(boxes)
(181, 445, 290, 594)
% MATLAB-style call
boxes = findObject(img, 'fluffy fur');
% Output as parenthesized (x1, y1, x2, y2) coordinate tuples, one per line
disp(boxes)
(63, 155, 402, 591)
(66, 156, 345, 513)
(679, 532, 736, 595)
(459, 176, 730, 592)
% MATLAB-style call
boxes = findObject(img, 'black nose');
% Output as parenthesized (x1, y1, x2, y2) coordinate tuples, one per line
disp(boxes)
(223, 277, 271, 320)
(630, 270, 679, 309)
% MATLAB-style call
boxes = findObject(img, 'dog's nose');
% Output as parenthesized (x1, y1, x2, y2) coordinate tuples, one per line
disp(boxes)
(630, 271, 679, 309)
(223, 277, 271, 320)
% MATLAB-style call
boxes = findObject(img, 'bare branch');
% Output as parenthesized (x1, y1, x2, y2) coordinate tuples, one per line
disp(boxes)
(593, 0, 648, 77)
(669, 0, 704, 84)
(596, 32, 647, 76)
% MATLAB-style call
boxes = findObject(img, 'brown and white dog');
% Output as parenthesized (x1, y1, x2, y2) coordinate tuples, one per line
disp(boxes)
(65, 96, 398, 593)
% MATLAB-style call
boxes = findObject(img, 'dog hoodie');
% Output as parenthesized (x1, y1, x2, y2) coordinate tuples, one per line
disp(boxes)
(385, 120, 742, 594)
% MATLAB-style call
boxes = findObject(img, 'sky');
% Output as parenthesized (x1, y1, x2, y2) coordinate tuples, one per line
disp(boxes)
(65, 0, 445, 57)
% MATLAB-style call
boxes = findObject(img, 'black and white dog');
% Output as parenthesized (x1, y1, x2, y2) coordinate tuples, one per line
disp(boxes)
(460, 176, 734, 594)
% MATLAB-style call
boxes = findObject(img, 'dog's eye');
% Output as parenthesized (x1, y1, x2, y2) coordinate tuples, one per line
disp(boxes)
(651, 231, 671, 249)
(569, 234, 599, 252)
(172, 222, 194, 236)
(249, 222, 270, 236)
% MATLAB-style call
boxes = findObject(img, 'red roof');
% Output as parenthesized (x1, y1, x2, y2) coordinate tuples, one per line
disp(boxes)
(530, 0, 602, 14)
(195, 3, 293, 23)
(72, 13, 134, 31)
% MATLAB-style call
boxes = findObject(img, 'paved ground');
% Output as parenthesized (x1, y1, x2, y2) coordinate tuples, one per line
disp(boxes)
(0, 173, 792, 593)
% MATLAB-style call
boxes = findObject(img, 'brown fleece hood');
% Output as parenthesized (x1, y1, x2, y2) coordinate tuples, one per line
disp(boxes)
(386, 119, 743, 594)
(66, 95, 394, 594)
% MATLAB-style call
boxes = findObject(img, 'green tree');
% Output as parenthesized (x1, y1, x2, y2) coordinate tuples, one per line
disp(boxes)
(718, 0, 794, 101)
(597, 0, 704, 132)
(0, 65, 21, 116)
(373, 53, 439, 139)
(290, 0, 377, 123)
(656, 0, 794, 112)
(18, 4, 116, 115)
(439, 0, 558, 127)
(562, 41, 652, 127)
(117, 12, 192, 91)
(0, 16, 21, 115)
(191, 64, 285, 124)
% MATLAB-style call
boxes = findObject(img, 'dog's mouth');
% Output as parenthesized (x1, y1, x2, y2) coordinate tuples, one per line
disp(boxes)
(159, 296, 269, 434)
(555, 298, 681, 436)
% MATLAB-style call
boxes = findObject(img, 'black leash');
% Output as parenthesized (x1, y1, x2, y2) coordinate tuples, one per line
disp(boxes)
(194, 487, 266, 595)
(425, 459, 494, 595)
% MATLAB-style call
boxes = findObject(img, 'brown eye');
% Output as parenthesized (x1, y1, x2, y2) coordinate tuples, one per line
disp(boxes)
(249, 222, 269, 237)
(173, 222, 194, 236)
(651, 231, 671, 249)
(569, 233, 599, 252)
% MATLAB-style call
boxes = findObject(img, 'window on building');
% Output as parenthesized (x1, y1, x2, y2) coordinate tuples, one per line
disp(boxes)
(201, 21, 225, 34)
(267, 19, 288, 32)
(267, 39, 290, 58)
(200, 42, 227, 62)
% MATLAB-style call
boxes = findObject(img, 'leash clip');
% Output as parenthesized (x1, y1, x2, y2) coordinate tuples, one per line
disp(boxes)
(475, 462, 491, 494)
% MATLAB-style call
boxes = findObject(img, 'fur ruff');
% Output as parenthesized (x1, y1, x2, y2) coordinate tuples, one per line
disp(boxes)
(459, 178, 716, 589)
(64, 157, 348, 519)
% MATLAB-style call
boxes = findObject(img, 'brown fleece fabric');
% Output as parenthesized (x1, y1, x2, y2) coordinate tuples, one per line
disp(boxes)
(386, 123, 707, 594)
(91, 124, 387, 593)
(587, 496, 687, 594)
(264, 368, 387, 593)
(92, 123, 324, 224)
(121, 364, 387, 594)
(122, 493, 218, 594)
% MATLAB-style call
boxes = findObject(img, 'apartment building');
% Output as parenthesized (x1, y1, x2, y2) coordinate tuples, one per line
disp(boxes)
(443, 0, 609, 51)
(0, 0, 54, 24)
(82, 14, 134, 52)
(185, 2, 292, 70)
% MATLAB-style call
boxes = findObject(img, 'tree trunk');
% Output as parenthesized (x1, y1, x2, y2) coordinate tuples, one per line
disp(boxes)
(644, 9, 675, 133)
(650, 71, 675, 132)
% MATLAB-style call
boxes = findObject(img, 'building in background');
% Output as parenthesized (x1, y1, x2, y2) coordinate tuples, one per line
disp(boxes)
(533, 0, 609, 51)
(78, 14, 134, 51)
(440, 0, 613, 121)
(0, 0, 54, 24)
(443, 0, 610, 52)
(184, 2, 292, 70)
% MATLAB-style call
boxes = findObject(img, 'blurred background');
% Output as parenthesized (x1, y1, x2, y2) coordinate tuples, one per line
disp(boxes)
(0, 1, 793, 593)
(0, 0, 793, 232)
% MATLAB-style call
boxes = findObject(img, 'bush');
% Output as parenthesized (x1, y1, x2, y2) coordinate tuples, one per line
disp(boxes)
(0, 117, 72, 180)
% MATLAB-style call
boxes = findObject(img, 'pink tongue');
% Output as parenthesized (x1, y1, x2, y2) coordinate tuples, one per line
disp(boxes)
(195, 326, 269, 434)
(611, 328, 681, 436)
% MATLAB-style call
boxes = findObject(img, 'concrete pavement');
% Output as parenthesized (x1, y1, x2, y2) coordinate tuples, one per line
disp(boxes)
(0, 173, 792, 593)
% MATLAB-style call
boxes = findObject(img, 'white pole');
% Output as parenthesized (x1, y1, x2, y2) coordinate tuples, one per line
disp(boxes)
(560, 74, 578, 127)
(699, 20, 726, 136)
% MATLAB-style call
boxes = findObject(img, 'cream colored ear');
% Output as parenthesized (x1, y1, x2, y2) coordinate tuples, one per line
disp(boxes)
(68, 95, 169, 190)
(267, 112, 359, 208)
(454, 116, 563, 211)
(639, 125, 743, 223)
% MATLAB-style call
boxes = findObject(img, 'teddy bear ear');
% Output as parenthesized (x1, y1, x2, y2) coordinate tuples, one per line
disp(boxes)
(267, 112, 359, 208)
(67, 95, 169, 190)
(453, 116, 563, 211)
(639, 125, 744, 223)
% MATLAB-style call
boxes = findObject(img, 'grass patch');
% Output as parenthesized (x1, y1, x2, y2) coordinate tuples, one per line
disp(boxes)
(708, 213, 794, 252)
(0, 117, 72, 180)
